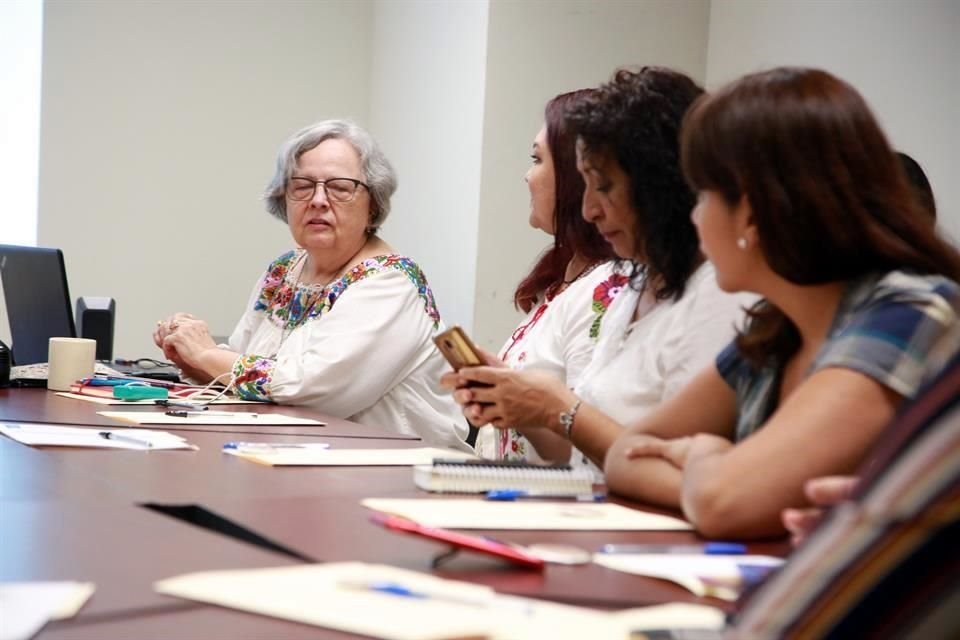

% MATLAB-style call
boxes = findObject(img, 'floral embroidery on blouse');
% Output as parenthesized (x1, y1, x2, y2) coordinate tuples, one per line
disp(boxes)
(234, 251, 441, 402)
(499, 271, 629, 461)
(232, 354, 275, 401)
(253, 251, 439, 331)
(589, 273, 629, 339)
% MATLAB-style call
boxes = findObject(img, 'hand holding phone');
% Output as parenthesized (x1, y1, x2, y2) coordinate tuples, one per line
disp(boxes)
(433, 326, 484, 372)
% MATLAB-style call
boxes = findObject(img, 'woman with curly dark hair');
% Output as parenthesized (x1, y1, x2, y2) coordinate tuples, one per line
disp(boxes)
(605, 67, 960, 538)
(445, 67, 753, 469)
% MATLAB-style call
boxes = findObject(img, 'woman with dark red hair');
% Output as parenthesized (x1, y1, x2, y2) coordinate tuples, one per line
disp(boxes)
(466, 89, 622, 463)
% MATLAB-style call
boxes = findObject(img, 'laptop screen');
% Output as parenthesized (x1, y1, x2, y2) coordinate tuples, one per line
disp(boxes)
(0, 244, 76, 365)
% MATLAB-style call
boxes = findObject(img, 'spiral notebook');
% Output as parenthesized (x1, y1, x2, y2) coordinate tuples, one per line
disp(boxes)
(413, 458, 596, 496)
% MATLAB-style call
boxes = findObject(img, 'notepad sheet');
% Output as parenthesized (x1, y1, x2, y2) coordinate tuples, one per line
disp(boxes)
(97, 411, 324, 426)
(362, 498, 692, 531)
(227, 447, 476, 467)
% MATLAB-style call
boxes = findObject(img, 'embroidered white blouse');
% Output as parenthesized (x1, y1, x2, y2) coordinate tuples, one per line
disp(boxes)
(572, 262, 757, 474)
(475, 261, 627, 461)
(227, 249, 470, 451)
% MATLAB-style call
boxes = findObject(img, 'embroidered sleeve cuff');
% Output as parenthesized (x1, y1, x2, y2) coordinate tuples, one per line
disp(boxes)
(231, 354, 275, 401)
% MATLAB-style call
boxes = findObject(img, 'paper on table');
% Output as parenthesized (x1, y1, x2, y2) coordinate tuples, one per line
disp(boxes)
(154, 562, 725, 640)
(0, 423, 195, 451)
(362, 499, 692, 531)
(0, 581, 95, 640)
(98, 411, 324, 426)
(56, 392, 260, 406)
(593, 553, 785, 600)
(226, 447, 476, 467)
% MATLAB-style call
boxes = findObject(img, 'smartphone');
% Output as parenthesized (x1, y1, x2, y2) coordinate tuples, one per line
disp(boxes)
(433, 325, 484, 372)
(370, 513, 545, 570)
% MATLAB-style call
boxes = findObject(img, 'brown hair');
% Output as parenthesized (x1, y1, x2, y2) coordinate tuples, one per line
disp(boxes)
(514, 89, 613, 312)
(682, 67, 960, 366)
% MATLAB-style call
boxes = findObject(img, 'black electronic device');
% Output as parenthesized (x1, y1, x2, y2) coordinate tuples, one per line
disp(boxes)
(76, 296, 116, 361)
(0, 339, 11, 387)
(0, 244, 76, 365)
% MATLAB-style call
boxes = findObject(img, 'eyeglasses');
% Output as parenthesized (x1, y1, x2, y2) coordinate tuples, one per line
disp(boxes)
(286, 176, 369, 203)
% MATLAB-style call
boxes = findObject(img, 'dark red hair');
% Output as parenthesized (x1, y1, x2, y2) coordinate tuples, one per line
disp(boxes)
(514, 89, 614, 312)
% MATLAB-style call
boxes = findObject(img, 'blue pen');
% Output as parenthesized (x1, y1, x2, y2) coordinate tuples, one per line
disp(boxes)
(222, 442, 329, 451)
(599, 541, 748, 554)
(338, 580, 490, 608)
(485, 489, 606, 502)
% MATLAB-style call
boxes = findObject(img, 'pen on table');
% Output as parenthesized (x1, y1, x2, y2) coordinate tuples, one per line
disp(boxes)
(98, 431, 154, 449)
(155, 400, 208, 410)
(485, 489, 606, 502)
(165, 410, 256, 418)
(222, 442, 330, 451)
(337, 580, 490, 608)
(598, 542, 748, 555)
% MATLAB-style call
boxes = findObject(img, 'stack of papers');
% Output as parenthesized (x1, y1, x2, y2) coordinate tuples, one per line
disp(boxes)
(0, 423, 196, 451)
(361, 498, 693, 531)
(594, 553, 785, 600)
(0, 581, 94, 640)
(225, 447, 475, 467)
(155, 562, 725, 640)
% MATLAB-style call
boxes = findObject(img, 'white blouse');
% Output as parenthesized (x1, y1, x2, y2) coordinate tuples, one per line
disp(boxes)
(227, 249, 470, 451)
(572, 262, 757, 473)
(475, 261, 625, 461)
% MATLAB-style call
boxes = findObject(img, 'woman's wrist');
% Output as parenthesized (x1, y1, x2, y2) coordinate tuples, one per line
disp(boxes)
(549, 388, 581, 436)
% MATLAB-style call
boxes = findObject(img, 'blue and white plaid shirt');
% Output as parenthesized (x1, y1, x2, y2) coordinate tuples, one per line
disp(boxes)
(717, 270, 960, 441)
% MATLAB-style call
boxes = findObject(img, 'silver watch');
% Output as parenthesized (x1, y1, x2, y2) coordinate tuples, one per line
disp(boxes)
(559, 399, 582, 440)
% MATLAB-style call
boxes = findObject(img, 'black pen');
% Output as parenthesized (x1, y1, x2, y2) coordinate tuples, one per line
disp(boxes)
(99, 431, 154, 449)
(155, 400, 208, 410)
(165, 410, 254, 418)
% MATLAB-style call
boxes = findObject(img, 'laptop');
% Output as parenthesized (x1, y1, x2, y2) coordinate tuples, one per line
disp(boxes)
(0, 244, 179, 386)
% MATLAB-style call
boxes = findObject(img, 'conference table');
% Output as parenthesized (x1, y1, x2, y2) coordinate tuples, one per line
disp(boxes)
(0, 387, 790, 638)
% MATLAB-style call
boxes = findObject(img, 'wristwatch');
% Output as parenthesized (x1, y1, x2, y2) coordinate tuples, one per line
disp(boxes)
(559, 399, 582, 440)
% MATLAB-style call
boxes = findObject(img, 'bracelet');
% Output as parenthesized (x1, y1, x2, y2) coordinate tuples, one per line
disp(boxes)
(559, 399, 582, 440)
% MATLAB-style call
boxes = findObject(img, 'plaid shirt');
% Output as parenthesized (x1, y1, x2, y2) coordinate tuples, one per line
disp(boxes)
(717, 270, 960, 441)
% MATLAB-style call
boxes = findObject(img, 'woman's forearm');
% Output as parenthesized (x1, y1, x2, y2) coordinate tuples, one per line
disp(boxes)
(196, 348, 240, 383)
(604, 441, 684, 508)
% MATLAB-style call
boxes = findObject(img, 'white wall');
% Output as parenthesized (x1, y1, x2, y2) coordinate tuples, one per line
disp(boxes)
(20, 0, 958, 363)
(472, 0, 710, 350)
(37, 0, 372, 358)
(368, 0, 489, 332)
(706, 0, 960, 241)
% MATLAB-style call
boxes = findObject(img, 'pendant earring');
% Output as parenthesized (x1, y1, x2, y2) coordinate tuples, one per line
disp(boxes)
(737, 237, 748, 250)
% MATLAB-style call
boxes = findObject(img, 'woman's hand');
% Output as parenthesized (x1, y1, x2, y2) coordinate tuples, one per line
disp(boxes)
(161, 316, 219, 371)
(782, 475, 859, 546)
(439, 346, 505, 394)
(624, 433, 733, 469)
(153, 313, 197, 349)
(453, 367, 576, 432)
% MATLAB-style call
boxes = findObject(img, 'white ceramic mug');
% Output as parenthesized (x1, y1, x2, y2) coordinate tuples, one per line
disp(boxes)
(47, 337, 96, 391)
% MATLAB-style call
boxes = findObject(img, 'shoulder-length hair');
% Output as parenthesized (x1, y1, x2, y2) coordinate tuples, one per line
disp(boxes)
(514, 89, 614, 313)
(565, 67, 705, 301)
(264, 119, 397, 233)
(681, 67, 960, 366)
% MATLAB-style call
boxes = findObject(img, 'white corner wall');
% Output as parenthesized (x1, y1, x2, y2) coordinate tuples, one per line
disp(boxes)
(472, 0, 710, 350)
(368, 0, 489, 332)
(38, 0, 372, 358)
(706, 0, 960, 241)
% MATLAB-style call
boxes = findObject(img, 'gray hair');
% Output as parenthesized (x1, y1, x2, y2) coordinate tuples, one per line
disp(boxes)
(264, 119, 398, 232)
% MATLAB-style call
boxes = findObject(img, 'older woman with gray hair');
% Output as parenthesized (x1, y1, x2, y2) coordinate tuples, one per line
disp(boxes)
(154, 120, 471, 450)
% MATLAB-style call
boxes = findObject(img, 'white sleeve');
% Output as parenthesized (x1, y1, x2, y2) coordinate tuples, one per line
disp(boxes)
(660, 275, 755, 400)
(232, 270, 436, 418)
(226, 276, 267, 352)
(555, 265, 615, 388)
